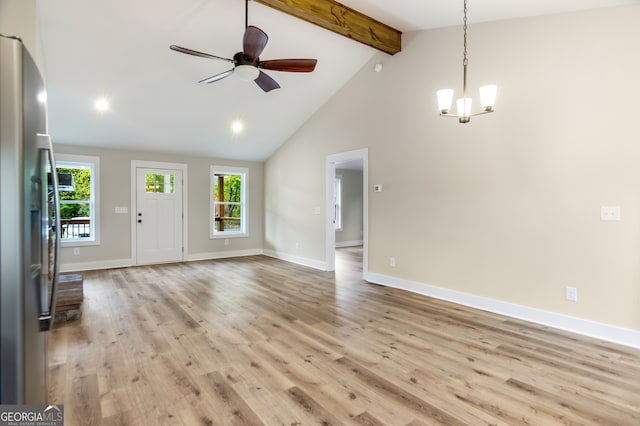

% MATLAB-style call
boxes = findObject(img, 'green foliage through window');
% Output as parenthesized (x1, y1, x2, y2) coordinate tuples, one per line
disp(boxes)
(145, 173, 175, 193)
(57, 167, 91, 220)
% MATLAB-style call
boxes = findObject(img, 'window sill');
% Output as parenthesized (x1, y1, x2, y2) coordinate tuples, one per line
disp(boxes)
(210, 233, 248, 240)
(61, 239, 100, 247)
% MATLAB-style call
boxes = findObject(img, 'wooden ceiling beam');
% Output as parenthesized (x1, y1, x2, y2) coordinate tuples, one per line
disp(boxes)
(254, 0, 402, 55)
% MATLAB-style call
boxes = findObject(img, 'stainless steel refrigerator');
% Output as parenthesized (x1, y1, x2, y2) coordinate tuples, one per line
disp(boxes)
(0, 34, 61, 404)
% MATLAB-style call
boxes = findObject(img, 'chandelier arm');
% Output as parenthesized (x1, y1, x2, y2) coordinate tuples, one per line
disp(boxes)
(469, 110, 494, 118)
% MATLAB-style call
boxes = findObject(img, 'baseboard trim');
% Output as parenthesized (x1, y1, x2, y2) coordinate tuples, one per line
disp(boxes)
(365, 272, 640, 349)
(60, 258, 133, 273)
(335, 240, 363, 248)
(185, 249, 263, 262)
(60, 249, 264, 272)
(263, 249, 327, 271)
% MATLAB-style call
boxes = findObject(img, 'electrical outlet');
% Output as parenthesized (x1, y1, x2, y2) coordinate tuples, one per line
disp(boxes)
(224, 239, 229, 246)
(73, 248, 80, 255)
(390, 257, 396, 267)
(566, 286, 578, 302)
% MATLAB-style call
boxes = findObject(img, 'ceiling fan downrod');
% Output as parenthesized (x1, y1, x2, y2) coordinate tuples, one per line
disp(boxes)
(245, 0, 249, 30)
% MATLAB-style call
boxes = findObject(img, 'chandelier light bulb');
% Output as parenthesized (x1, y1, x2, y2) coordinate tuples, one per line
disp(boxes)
(456, 98, 472, 122)
(479, 85, 498, 111)
(437, 89, 454, 114)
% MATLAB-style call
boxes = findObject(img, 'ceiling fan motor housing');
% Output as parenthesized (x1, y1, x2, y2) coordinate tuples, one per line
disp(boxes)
(233, 51, 259, 67)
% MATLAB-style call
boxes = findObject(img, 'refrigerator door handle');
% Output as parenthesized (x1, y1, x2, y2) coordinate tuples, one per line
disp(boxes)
(37, 133, 61, 331)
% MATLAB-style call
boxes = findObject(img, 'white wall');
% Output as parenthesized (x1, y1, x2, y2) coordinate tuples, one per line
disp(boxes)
(0, 0, 35, 52)
(0, 0, 42, 70)
(264, 5, 640, 335)
(54, 143, 264, 270)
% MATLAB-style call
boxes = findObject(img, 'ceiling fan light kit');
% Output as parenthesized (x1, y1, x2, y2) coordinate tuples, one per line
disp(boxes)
(169, 0, 317, 92)
(234, 64, 260, 81)
(437, 0, 497, 123)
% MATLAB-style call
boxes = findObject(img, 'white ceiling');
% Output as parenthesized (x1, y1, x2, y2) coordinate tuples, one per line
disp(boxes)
(36, 0, 638, 161)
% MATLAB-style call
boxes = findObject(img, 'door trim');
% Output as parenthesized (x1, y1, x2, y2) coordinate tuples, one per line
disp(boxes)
(130, 160, 188, 265)
(325, 148, 368, 275)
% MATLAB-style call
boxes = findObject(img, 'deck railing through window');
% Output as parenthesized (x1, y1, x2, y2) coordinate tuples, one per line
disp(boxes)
(214, 217, 240, 232)
(60, 218, 91, 239)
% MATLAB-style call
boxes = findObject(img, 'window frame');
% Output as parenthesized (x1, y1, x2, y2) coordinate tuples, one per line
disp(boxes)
(55, 153, 100, 247)
(210, 165, 248, 239)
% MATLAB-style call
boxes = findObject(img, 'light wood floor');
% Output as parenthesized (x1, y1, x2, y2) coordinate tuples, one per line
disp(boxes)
(48, 249, 640, 425)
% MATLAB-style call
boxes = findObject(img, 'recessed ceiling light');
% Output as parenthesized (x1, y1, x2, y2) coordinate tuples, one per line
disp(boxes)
(231, 120, 243, 134)
(95, 98, 110, 111)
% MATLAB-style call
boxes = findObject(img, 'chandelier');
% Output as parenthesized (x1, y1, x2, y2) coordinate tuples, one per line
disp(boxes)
(437, 0, 497, 123)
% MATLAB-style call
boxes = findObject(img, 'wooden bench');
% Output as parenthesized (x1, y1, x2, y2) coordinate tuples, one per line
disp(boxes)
(54, 273, 84, 324)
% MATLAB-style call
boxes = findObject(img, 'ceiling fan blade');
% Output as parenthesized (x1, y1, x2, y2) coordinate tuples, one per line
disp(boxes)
(243, 26, 268, 60)
(199, 69, 235, 84)
(254, 71, 280, 92)
(259, 59, 318, 72)
(170, 45, 234, 63)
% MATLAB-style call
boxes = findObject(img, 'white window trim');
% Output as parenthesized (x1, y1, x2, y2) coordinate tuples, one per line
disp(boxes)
(210, 165, 248, 239)
(56, 153, 100, 247)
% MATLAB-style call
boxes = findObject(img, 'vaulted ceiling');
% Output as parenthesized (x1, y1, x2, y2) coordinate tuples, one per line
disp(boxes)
(37, 0, 637, 161)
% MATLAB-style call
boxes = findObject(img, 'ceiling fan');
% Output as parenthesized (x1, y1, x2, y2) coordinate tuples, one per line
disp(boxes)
(169, 0, 317, 92)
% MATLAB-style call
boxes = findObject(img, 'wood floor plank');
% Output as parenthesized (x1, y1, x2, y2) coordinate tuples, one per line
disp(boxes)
(48, 250, 640, 425)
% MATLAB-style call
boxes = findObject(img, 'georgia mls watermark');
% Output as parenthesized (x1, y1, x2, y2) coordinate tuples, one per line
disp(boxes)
(0, 405, 64, 426)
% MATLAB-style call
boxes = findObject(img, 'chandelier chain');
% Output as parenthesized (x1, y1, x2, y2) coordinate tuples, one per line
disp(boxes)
(463, 0, 468, 67)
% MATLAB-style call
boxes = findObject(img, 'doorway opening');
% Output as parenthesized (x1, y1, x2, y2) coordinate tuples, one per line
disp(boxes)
(325, 149, 368, 279)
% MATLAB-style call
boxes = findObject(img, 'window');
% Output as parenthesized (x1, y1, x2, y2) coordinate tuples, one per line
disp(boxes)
(145, 173, 175, 193)
(210, 166, 248, 238)
(55, 154, 100, 246)
(334, 175, 343, 231)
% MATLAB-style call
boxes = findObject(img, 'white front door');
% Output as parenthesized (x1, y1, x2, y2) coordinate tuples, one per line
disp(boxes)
(136, 167, 183, 264)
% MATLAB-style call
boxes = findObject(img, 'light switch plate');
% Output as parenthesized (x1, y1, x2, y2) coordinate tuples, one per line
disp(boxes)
(601, 206, 621, 221)
(115, 206, 129, 214)
(373, 184, 382, 193)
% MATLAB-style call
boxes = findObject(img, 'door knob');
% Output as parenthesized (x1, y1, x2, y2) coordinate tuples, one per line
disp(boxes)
(138, 219, 142, 223)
